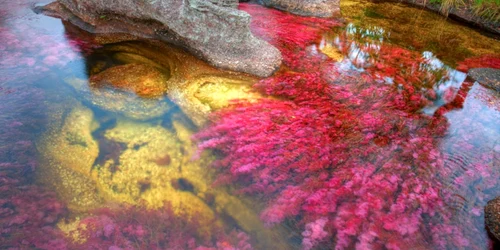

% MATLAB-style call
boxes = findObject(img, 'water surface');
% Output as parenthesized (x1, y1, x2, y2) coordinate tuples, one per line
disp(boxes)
(1, 0, 499, 249)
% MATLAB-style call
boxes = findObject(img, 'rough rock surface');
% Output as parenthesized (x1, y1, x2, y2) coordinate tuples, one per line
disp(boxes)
(38, 0, 281, 77)
(261, 0, 340, 17)
(469, 68, 500, 92)
(485, 196, 500, 240)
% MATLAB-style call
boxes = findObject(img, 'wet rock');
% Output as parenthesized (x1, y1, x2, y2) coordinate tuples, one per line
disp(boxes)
(170, 74, 263, 126)
(485, 196, 500, 240)
(38, 0, 281, 77)
(469, 68, 500, 92)
(66, 77, 172, 120)
(261, 0, 340, 17)
(77, 40, 263, 125)
(90, 63, 170, 98)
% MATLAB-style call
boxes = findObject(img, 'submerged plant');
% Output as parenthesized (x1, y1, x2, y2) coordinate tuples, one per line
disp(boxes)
(195, 70, 469, 249)
(69, 205, 253, 250)
(456, 54, 500, 72)
(239, 3, 341, 71)
(196, 3, 500, 249)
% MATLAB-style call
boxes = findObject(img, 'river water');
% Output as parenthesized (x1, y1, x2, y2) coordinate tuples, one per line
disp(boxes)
(1, 0, 499, 249)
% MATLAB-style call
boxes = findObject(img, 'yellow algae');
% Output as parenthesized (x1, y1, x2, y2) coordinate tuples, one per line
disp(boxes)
(81, 40, 263, 126)
(90, 119, 220, 234)
(89, 63, 170, 98)
(57, 218, 87, 244)
(319, 40, 344, 62)
(112, 52, 165, 70)
(84, 119, 288, 248)
(171, 74, 263, 126)
(339, 0, 500, 66)
(37, 103, 103, 211)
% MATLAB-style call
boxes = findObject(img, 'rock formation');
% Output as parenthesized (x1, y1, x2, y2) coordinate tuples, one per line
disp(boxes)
(485, 197, 500, 241)
(37, 102, 103, 212)
(260, 0, 340, 17)
(65, 39, 262, 124)
(468, 68, 500, 92)
(37, 0, 281, 77)
(66, 77, 173, 120)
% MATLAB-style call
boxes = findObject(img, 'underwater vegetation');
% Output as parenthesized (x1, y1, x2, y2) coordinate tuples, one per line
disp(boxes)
(64, 205, 253, 250)
(0, 88, 255, 249)
(1, 0, 499, 249)
(430, 0, 500, 22)
(239, 3, 342, 71)
(340, 0, 500, 67)
(0, 83, 68, 248)
(457, 54, 500, 72)
(195, 3, 500, 249)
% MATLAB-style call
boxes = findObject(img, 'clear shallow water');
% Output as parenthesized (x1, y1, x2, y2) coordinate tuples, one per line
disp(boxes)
(1, 0, 500, 249)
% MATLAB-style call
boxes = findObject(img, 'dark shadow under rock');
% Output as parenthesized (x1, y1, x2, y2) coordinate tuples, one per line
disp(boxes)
(36, 0, 282, 77)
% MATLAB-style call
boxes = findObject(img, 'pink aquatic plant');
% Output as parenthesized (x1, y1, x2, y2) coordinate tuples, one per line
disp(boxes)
(456, 54, 500, 72)
(196, 3, 500, 249)
(239, 3, 341, 71)
(70, 205, 253, 250)
(0, 186, 67, 249)
(195, 70, 466, 249)
(0, 86, 69, 249)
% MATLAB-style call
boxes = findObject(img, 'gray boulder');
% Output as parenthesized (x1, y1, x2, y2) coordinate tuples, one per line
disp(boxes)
(38, 0, 281, 77)
(260, 0, 340, 17)
(485, 196, 500, 241)
(468, 68, 500, 92)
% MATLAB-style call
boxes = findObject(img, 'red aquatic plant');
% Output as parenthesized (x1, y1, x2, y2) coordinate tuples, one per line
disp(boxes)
(0, 186, 67, 249)
(195, 70, 472, 249)
(239, 3, 341, 71)
(0, 7, 100, 84)
(195, 5, 497, 248)
(456, 54, 500, 72)
(0, 87, 69, 249)
(70, 205, 253, 250)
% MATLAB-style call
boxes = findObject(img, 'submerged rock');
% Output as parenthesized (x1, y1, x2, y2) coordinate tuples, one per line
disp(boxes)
(37, 103, 103, 211)
(92, 119, 220, 235)
(38, 0, 281, 77)
(485, 197, 500, 240)
(66, 77, 172, 120)
(468, 68, 500, 92)
(89, 119, 289, 248)
(261, 0, 340, 17)
(170, 74, 263, 126)
(90, 63, 170, 98)
(73, 40, 263, 125)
